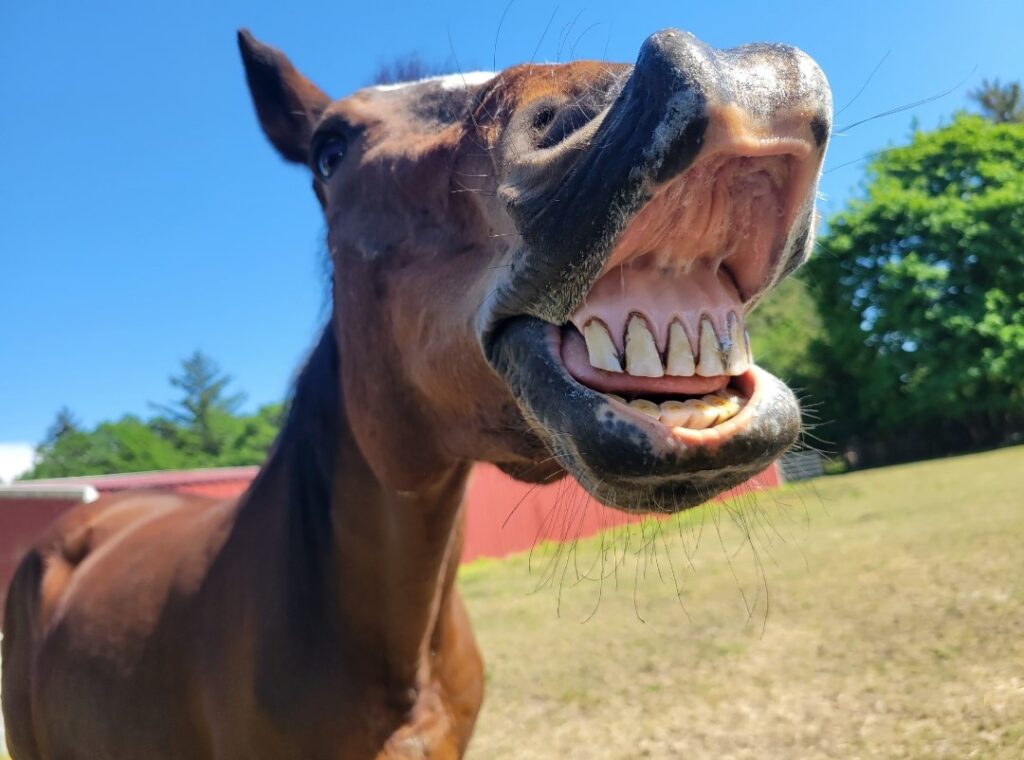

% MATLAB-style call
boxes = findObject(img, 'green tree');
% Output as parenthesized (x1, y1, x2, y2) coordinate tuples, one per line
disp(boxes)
(969, 79, 1024, 124)
(24, 355, 284, 479)
(152, 351, 246, 459)
(806, 113, 1024, 464)
(208, 402, 285, 467)
(746, 275, 825, 388)
(27, 415, 191, 479)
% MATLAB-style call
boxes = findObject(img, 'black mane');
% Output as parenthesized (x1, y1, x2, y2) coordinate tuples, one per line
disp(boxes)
(276, 323, 342, 631)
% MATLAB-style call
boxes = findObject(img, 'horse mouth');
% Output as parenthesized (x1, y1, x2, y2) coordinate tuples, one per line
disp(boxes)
(485, 152, 809, 513)
(488, 315, 799, 513)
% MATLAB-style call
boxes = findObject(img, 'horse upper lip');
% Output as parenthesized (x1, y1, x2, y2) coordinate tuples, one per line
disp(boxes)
(482, 148, 815, 363)
(481, 27, 830, 366)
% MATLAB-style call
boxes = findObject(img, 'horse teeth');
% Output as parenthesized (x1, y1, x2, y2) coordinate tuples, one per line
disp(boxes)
(583, 320, 622, 373)
(659, 399, 693, 427)
(617, 392, 746, 428)
(701, 393, 741, 423)
(625, 316, 664, 377)
(627, 398, 662, 420)
(576, 308, 752, 379)
(665, 321, 695, 377)
(720, 390, 746, 407)
(725, 313, 749, 376)
(695, 317, 725, 377)
(606, 393, 627, 404)
(679, 399, 718, 429)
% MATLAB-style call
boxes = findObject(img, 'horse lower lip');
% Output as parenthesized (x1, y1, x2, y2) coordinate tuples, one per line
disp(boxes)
(486, 316, 800, 512)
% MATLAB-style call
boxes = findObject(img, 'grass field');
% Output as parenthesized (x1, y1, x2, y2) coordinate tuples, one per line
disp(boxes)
(461, 446, 1024, 759)
(2, 448, 1021, 760)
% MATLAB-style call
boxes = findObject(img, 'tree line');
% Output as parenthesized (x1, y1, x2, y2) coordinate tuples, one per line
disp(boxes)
(24, 353, 283, 479)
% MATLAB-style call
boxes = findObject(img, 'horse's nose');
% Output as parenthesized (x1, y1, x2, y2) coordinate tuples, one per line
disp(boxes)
(625, 28, 832, 180)
(501, 29, 832, 328)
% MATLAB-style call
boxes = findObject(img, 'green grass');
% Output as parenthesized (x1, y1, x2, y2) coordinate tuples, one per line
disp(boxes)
(461, 446, 1024, 759)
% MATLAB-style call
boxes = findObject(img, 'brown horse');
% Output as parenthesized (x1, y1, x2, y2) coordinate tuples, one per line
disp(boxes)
(2, 28, 831, 759)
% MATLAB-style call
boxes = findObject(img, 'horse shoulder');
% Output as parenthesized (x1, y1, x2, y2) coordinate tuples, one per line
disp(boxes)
(8, 491, 239, 758)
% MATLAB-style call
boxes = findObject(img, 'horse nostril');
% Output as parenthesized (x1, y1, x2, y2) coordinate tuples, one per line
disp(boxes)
(810, 115, 830, 147)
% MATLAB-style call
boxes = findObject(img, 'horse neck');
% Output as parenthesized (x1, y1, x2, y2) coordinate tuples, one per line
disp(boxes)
(248, 324, 470, 689)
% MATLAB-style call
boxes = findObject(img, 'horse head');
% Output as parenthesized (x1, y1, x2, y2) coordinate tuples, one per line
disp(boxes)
(239, 27, 831, 512)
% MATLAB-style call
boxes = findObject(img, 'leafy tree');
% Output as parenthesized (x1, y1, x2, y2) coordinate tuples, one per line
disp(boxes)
(746, 275, 825, 388)
(208, 402, 285, 467)
(969, 79, 1024, 124)
(28, 415, 191, 479)
(805, 113, 1024, 465)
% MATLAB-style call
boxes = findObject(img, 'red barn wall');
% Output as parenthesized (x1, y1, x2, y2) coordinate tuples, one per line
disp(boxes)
(462, 463, 782, 562)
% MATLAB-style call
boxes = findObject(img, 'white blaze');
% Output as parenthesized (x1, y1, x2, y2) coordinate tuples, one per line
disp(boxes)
(372, 71, 497, 93)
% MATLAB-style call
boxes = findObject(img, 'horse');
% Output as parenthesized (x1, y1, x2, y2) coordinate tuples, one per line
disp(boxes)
(1, 27, 831, 759)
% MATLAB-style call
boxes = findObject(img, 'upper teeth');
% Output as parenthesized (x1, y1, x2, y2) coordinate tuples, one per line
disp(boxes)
(582, 320, 623, 373)
(695, 316, 726, 377)
(666, 322, 696, 376)
(625, 316, 664, 377)
(725, 313, 748, 376)
(582, 314, 751, 377)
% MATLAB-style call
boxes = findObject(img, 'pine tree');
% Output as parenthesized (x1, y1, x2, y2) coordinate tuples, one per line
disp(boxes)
(152, 352, 246, 458)
(44, 406, 81, 444)
(969, 79, 1024, 124)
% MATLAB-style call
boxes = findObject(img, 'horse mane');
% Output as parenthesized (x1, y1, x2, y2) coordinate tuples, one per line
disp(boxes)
(372, 54, 451, 86)
(275, 322, 342, 630)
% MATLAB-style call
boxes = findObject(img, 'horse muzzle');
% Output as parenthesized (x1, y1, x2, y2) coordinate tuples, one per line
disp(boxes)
(481, 28, 831, 512)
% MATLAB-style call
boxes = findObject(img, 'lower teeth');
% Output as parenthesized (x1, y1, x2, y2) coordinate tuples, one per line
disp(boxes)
(608, 390, 746, 429)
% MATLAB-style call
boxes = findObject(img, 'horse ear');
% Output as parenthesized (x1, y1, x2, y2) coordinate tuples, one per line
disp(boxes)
(237, 29, 331, 165)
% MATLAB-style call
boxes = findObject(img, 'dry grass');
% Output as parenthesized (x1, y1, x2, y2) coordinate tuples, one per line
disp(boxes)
(461, 446, 1024, 759)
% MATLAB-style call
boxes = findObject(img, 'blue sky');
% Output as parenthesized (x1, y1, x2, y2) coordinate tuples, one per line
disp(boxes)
(2, 0, 1022, 452)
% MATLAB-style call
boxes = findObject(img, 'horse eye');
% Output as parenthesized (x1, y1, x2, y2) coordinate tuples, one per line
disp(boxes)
(314, 136, 348, 180)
